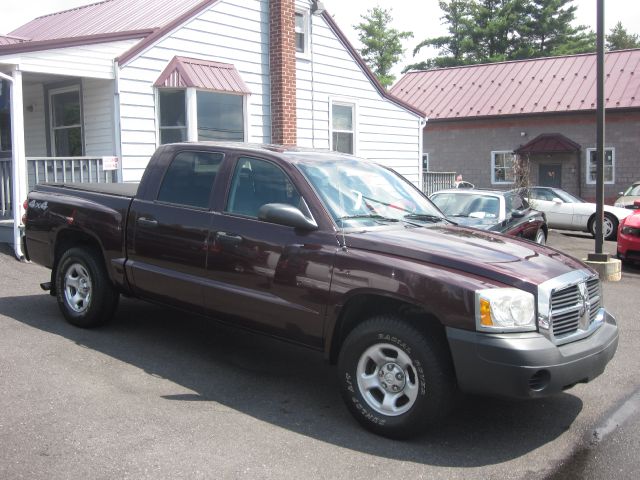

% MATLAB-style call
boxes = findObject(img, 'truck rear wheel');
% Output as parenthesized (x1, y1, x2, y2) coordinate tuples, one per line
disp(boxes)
(55, 247, 119, 328)
(337, 315, 456, 438)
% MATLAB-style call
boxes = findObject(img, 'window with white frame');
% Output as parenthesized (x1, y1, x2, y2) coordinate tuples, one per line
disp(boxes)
(295, 10, 309, 55)
(49, 86, 83, 156)
(586, 148, 615, 184)
(331, 102, 355, 154)
(158, 88, 245, 144)
(491, 151, 516, 184)
(197, 91, 244, 141)
(158, 89, 187, 144)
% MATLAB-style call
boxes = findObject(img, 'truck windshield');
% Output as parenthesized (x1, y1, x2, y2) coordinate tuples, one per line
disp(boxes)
(296, 157, 444, 228)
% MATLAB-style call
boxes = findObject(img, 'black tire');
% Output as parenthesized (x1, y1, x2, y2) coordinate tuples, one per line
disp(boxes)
(337, 315, 456, 439)
(589, 213, 619, 241)
(55, 247, 119, 328)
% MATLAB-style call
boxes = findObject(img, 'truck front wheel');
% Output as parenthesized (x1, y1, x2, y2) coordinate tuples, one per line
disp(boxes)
(55, 247, 119, 328)
(337, 315, 456, 438)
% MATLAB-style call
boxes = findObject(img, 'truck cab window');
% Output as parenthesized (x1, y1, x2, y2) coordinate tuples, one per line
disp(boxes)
(226, 157, 301, 217)
(157, 151, 223, 208)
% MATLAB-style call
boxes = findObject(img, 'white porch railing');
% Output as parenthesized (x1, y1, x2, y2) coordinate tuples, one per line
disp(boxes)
(0, 157, 117, 216)
(422, 171, 456, 196)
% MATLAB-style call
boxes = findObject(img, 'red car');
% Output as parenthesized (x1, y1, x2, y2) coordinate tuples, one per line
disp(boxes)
(617, 200, 640, 264)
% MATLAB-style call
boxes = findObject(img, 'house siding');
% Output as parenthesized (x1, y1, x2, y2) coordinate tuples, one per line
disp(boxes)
(424, 111, 640, 202)
(118, 0, 269, 181)
(0, 40, 140, 79)
(295, 4, 422, 184)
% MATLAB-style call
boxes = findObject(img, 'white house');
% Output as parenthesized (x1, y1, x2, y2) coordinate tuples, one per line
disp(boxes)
(0, 0, 425, 258)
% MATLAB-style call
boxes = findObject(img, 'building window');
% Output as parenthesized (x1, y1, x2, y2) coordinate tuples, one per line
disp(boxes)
(158, 89, 187, 144)
(0, 80, 10, 152)
(586, 148, 615, 184)
(331, 102, 355, 154)
(491, 151, 516, 184)
(422, 153, 429, 171)
(49, 86, 83, 156)
(295, 11, 309, 55)
(197, 91, 244, 141)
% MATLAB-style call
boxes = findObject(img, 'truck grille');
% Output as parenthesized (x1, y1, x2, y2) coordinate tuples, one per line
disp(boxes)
(550, 278, 601, 337)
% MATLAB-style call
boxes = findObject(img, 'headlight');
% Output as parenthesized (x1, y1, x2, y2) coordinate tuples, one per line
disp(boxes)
(475, 288, 536, 332)
(614, 203, 624, 208)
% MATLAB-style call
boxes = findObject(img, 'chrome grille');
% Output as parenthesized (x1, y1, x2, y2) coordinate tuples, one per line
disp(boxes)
(550, 278, 601, 338)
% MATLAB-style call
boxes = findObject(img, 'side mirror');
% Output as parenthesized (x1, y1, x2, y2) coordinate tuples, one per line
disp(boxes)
(258, 203, 318, 231)
(511, 209, 526, 218)
(552, 197, 562, 205)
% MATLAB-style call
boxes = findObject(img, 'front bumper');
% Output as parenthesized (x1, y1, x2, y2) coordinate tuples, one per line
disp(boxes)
(446, 309, 618, 399)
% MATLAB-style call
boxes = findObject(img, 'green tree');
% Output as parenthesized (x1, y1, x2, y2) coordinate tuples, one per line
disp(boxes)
(606, 21, 640, 51)
(354, 7, 413, 87)
(517, 0, 593, 57)
(407, 0, 597, 71)
(405, 1, 474, 71)
(469, 0, 527, 62)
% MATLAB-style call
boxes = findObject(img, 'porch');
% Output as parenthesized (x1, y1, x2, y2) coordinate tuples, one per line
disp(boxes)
(0, 64, 121, 253)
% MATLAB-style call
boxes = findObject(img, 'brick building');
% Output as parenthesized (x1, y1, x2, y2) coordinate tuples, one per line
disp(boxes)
(391, 49, 640, 202)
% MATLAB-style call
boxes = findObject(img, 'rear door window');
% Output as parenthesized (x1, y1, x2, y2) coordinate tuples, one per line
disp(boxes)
(157, 151, 224, 208)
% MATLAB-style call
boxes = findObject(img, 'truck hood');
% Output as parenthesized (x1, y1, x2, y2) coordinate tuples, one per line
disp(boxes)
(344, 224, 588, 289)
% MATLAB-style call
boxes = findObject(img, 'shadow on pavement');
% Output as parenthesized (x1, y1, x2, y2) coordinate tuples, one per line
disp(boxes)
(0, 292, 584, 467)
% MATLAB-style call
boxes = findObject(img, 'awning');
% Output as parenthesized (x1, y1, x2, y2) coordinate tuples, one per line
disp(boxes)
(154, 56, 251, 94)
(515, 133, 581, 155)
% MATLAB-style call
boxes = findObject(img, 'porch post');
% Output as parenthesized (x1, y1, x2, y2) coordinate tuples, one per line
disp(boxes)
(10, 68, 27, 260)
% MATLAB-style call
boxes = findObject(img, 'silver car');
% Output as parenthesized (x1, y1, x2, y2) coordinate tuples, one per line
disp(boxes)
(528, 187, 631, 241)
(614, 181, 640, 210)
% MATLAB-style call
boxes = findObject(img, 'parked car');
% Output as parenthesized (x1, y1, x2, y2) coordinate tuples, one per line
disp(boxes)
(614, 180, 640, 210)
(24, 143, 618, 439)
(527, 187, 631, 241)
(617, 200, 640, 264)
(429, 189, 548, 244)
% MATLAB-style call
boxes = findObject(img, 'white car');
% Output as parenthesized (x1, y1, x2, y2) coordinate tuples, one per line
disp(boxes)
(528, 187, 631, 240)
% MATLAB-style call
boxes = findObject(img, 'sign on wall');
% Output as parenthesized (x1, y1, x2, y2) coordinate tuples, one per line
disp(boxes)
(102, 156, 119, 171)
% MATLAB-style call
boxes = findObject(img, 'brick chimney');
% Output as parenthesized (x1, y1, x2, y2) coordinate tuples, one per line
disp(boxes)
(269, 0, 297, 145)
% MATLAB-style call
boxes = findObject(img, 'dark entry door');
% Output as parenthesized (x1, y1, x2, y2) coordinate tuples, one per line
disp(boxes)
(539, 164, 562, 188)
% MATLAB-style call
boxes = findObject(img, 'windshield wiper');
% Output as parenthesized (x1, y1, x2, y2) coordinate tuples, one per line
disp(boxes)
(404, 213, 446, 223)
(339, 214, 399, 223)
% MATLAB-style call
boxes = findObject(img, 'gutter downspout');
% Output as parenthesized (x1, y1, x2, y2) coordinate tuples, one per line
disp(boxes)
(419, 117, 428, 191)
(0, 68, 27, 260)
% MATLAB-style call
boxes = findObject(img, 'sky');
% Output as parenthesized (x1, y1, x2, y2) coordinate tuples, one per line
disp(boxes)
(1, 0, 639, 75)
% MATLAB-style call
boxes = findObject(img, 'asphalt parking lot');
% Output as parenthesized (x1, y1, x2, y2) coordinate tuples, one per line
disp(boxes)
(0, 231, 638, 480)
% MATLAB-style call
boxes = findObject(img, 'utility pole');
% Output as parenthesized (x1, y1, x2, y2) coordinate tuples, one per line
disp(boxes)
(586, 0, 622, 281)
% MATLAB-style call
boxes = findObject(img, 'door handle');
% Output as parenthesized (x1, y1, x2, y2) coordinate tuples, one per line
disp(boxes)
(137, 217, 158, 228)
(215, 231, 243, 245)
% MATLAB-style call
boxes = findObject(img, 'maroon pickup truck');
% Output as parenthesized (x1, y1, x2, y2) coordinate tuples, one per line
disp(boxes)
(24, 143, 618, 438)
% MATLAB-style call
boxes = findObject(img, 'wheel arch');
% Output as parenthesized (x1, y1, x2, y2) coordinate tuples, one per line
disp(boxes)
(51, 228, 107, 294)
(326, 291, 447, 364)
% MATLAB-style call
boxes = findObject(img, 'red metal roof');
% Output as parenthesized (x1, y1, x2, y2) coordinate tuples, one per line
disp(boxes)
(0, 35, 27, 46)
(391, 49, 640, 120)
(514, 133, 582, 154)
(8, 0, 206, 41)
(154, 56, 251, 94)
